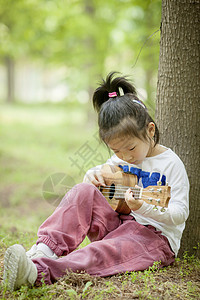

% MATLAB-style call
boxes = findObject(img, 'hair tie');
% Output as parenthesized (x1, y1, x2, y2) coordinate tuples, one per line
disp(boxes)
(132, 99, 146, 109)
(108, 92, 117, 98)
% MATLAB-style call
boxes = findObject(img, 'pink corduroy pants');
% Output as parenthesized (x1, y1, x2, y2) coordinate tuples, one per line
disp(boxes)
(32, 183, 175, 285)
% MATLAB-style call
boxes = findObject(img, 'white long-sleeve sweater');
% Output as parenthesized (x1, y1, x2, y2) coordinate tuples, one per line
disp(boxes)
(84, 146, 189, 256)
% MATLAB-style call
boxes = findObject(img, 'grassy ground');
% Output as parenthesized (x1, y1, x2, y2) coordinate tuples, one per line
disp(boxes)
(0, 103, 199, 299)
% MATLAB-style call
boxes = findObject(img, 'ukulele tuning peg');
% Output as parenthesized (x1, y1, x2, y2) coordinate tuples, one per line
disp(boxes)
(160, 207, 166, 212)
(153, 205, 158, 211)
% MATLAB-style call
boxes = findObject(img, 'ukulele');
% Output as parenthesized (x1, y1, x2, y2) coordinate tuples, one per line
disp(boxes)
(99, 164, 171, 214)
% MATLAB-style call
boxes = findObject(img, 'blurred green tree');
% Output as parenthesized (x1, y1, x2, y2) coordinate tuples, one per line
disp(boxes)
(0, 0, 51, 102)
(0, 0, 161, 106)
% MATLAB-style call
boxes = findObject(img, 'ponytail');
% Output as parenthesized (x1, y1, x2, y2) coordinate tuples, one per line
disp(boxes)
(92, 72, 137, 112)
(92, 72, 160, 146)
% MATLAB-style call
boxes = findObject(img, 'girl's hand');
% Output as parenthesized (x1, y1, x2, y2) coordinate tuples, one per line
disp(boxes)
(125, 188, 143, 211)
(83, 169, 106, 187)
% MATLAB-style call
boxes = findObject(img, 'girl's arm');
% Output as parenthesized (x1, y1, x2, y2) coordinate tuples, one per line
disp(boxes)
(82, 154, 121, 186)
(132, 165, 189, 226)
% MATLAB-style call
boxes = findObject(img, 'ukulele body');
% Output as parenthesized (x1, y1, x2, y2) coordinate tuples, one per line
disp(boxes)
(99, 164, 171, 214)
(100, 164, 138, 214)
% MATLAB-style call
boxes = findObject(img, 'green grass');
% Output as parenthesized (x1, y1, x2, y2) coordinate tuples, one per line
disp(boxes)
(0, 102, 110, 230)
(0, 103, 199, 299)
(0, 234, 199, 300)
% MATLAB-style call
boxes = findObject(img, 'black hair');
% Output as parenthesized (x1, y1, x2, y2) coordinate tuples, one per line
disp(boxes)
(93, 72, 159, 146)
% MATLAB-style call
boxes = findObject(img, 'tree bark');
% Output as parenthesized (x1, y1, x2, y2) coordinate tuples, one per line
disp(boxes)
(156, 0, 200, 257)
(5, 56, 15, 103)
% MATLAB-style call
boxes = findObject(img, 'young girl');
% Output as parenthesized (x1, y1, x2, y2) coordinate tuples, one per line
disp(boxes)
(3, 72, 189, 291)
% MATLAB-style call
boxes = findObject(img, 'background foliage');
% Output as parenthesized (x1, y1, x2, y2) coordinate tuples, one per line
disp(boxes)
(0, 0, 162, 233)
(0, 0, 161, 109)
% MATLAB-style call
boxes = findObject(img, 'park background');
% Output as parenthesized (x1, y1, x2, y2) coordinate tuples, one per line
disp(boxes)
(0, 0, 199, 299)
(0, 0, 161, 234)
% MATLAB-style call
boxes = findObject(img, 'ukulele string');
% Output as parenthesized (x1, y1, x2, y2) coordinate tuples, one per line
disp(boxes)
(52, 185, 164, 201)
(99, 189, 141, 195)
(99, 191, 156, 198)
(99, 191, 160, 201)
(99, 186, 162, 195)
(50, 185, 142, 196)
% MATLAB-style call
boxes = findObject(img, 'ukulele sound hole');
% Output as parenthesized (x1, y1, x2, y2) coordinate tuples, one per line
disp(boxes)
(109, 184, 115, 200)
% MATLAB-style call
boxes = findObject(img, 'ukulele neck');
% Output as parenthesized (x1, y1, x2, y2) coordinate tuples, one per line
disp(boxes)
(114, 185, 142, 200)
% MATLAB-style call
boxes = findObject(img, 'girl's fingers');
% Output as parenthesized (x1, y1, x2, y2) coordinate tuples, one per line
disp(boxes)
(83, 171, 106, 187)
(125, 188, 133, 199)
(96, 173, 106, 187)
(135, 184, 141, 189)
(127, 188, 132, 194)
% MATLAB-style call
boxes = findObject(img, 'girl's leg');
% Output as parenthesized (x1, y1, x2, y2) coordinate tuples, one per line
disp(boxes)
(3, 183, 121, 291)
(36, 183, 122, 256)
(33, 219, 175, 285)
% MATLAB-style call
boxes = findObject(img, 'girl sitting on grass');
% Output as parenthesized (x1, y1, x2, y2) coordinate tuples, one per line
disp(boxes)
(3, 72, 189, 291)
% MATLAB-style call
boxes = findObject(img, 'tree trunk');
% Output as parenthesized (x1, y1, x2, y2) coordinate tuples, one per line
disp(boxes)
(145, 68, 156, 117)
(5, 56, 15, 103)
(156, 0, 200, 257)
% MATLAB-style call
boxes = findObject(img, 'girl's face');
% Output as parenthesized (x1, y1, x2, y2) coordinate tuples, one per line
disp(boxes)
(107, 123, 155, 165)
